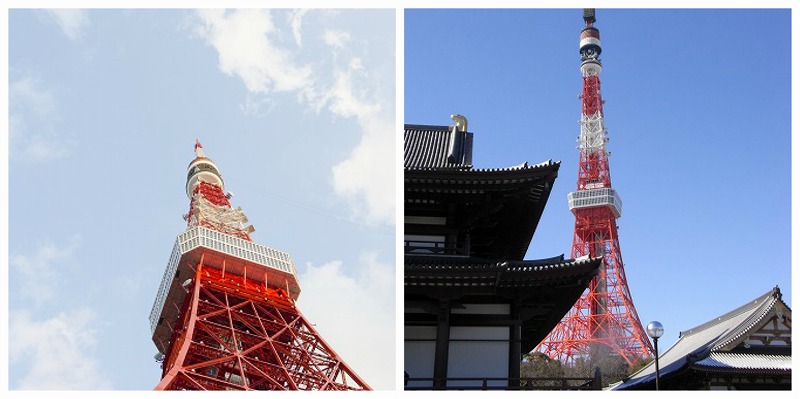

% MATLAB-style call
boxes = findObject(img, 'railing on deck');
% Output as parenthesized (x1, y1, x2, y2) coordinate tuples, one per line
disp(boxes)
(404, 373, 602, 391)
(404, 240, 464, 256)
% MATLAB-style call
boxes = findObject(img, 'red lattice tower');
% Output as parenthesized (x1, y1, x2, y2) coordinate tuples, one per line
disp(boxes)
(535, 9, 653, 367)
(149, 141, 370, 390)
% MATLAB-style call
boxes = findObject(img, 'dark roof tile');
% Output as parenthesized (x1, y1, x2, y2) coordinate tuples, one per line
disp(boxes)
(404, 124, 473, 169)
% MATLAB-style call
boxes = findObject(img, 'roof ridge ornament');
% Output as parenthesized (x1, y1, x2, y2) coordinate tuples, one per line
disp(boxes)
(451, 114, 468, 132)
(447, 114, 468, 164)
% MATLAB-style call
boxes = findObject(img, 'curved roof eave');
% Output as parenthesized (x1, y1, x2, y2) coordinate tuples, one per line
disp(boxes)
(611, 286, 790, 390)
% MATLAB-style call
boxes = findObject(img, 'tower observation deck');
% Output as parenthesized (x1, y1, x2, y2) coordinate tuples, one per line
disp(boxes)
(535, 9, 654, 367)
(149, 141, 370, 390)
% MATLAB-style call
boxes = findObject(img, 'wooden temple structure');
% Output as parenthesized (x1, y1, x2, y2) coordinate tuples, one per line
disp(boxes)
(612, 286, 791, 390)
(404, 120, 602, 390)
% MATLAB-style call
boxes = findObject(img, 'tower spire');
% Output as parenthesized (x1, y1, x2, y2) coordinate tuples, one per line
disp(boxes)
(536, 9, 654, 367)
(194, 139, 205, 158)
(583, 8, 596, 26)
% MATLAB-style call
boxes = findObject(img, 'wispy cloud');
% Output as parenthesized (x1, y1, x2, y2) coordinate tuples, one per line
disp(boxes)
(9, 77, 56, 114)
(193, 9, 313, 95)
(331, 111, 395, 225)
(288, 9, 309, 47)
(10, 236, 82, 305)
(42, 9, 90, 41)
(9, 308, 112, 390)
(9, 238, 112, 390)
(323, 29, 350, 49)
(9, 76, 72, 162)
(298, 253, 395, 390)
(191, 9, 395, 226)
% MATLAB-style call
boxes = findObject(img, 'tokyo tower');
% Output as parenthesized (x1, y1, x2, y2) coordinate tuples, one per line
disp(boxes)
(148, 141, 370, 390)
(536, 9, 653, 366)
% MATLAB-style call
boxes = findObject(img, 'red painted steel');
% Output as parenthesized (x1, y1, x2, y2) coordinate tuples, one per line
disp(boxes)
(535, 11, 653, 367)
(156, 263, 369, 390)
(186, 181, 252, 241)
(581, 75, 603, 118)
(154, 144, 370, 390)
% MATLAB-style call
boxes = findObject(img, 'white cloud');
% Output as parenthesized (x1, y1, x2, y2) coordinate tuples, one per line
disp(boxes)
(8, 238, 110, 390)
(193, 9, 313, 95)
(9, 308, 112, 390)
(349, 57, 364, 70)
(298, 253, 395, 390)
(9, 76, 71, 162)
(332, 114, 396, 225)
(325, 65, 381, 120)
(20, 136, 71, 161)
(10, 236, 82, 305)
(323, 29, 350, 49)
(240, 92, 275, 118)
(288, 9, 309, 47)
(191, 9, 395, 226)
(325, 61, 394, 225)
(9, 77, 56, 114)
(44, 9, 90, 41)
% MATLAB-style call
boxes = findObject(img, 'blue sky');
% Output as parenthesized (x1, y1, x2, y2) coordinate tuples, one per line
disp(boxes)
(5, 8, 395, 390)
(405, 8, 792, 355)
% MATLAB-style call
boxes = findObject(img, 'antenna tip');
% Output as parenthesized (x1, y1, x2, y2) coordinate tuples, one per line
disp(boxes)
(193, 139, 205, 158)
(583, 9, 596, 24)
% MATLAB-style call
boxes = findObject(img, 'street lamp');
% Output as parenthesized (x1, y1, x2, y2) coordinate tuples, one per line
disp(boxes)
(646, 321, 664, 390)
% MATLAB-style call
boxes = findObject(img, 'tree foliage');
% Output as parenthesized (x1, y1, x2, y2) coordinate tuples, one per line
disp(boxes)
(521, 349, 654, 389)
(520, 352, 566, 388)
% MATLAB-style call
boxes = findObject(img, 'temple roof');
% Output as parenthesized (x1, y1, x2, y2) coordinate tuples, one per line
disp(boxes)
(691, 353, 792, 373)
(405, 254, 600, 292)
(405, 160, 560, 260)
(406, 254, 602, 352)
(405, 124, 473, 169)
(611, 286, 791, 390)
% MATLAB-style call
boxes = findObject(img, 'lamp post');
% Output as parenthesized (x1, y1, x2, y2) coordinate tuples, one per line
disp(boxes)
(646, 321, 664, 390)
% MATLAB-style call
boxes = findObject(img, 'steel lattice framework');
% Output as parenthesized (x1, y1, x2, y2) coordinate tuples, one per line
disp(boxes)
(536, 9, 654, 367)
(151, 141, 370, 390)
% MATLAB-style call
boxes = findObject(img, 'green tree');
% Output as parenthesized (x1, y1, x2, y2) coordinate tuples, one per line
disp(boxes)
(522, 349, 653, 389)
(520, 352, 565, 388)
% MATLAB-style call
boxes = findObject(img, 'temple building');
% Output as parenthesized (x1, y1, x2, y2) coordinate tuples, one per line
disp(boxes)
(404, 118, 602, 390)
(612, 286, 791, 390)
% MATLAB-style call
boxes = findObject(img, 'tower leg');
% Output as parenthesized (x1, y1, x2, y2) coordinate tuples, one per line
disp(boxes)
(537, 207, 653, 366)
(156, 263, 370, 391)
